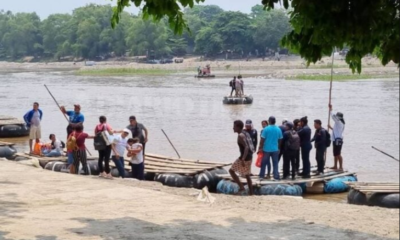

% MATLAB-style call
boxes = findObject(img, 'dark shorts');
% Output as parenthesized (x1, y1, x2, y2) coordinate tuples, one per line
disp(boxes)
(333, 141, 343, 157)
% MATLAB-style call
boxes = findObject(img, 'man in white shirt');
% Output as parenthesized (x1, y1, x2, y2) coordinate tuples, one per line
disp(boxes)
(43, 134, 63, 157)
(329, 104, 346, 171)
(111, 129, 130, 178)
(23, 102, 43, 154)
(127, 138, 144, 180)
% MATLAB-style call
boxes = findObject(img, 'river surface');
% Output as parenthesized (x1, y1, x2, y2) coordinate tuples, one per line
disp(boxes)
(0, 71, 399, 183)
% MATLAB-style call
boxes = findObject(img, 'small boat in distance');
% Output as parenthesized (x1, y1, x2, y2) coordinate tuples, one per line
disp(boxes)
(223, 95, 253, 105)
(195, 75, 216, 78)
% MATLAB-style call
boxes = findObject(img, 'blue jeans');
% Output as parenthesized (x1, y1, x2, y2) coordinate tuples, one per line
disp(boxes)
(43, 149, 62, 158)
(67, 152, 74, 166)
(112, 156, 125, 178)
(259, 151, 280, 179)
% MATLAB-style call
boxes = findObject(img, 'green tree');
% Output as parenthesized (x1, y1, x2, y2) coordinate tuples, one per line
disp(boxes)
(125, 19, 171, 57)
(263, 0, 399, 72)
(252, 8, 292, 53)
(41, 14, 73, 58)
(194, 27, 223, 55)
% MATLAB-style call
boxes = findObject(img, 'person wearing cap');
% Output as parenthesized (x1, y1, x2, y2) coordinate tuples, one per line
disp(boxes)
(258, 116, 283, 180)
(243, 120, 258, 151)
(60, 104, 85, 136)
(282, 122, 300, 180)
(329, 104, 346, 171)
(298, 116, 312, 178)
(111, 129, 130, 178)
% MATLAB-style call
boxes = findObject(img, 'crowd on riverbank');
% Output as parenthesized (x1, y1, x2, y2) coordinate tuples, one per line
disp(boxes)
(229, 104, 346, 195)
(23, 102, 149, 180)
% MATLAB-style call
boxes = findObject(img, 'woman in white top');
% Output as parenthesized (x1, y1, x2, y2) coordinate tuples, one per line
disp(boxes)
(329, 104, 345, 171)
(127, 138, 144, 180)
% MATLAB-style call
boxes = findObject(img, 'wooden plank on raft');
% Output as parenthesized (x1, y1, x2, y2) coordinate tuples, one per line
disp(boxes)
(0, 141, 15, 146)
(145, 156, 230, 168)
(109, 162, 199, 175)
(146, 153, 228, 165)
(145, 161, 222, 171)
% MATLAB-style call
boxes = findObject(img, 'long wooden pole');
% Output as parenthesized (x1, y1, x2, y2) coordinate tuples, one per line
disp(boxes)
(44, 84, 92, 156)
(161, 129, 181, 159)
(372, 146, 400, 162)
(325, 49, 335, 164)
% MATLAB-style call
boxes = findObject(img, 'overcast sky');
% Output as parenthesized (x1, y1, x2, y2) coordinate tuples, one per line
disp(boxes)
(1, 0, 264, 19)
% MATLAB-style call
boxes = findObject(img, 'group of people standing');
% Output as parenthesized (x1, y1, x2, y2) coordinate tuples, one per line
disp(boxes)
(24, 103, 149, 181)
(229, 75, 245, 97)
(229, 104, 346, 195)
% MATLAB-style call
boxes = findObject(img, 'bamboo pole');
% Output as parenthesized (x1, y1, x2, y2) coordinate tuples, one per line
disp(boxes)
(325, 49, 335, 164)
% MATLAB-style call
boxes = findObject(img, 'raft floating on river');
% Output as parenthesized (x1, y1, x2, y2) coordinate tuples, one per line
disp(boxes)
(223, 95, 253, 105)
(0, 116, 29, 138)
(346, 182, 399, 209)
(195, 75, 216, 78)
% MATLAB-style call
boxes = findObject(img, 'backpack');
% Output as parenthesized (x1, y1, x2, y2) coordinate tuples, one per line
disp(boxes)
(93, 125, 108, 151)
(67, 132, 81, 151)
(242, 131, 255, 153)
(229, 80, 233, 87)
(325, 129, 332, 148)
(61, 141, 66, 149)
(286, 130, 300, 151)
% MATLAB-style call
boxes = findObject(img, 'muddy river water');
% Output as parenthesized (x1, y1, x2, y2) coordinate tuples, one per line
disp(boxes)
(0, 71, 399, 184)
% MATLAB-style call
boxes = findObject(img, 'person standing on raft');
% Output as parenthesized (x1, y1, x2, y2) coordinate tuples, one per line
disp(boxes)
(312, 119, 328, 175)
(329, 104, 345, 171)
(60, 104, 85, 136)
(298, 117, 312, 179)
(229, 120, 254, 195)
(24, 102, 43, 154)
(229, 77, 237, 97)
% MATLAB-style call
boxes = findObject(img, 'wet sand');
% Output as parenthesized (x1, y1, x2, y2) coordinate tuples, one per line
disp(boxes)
(0, 159, 399, 240)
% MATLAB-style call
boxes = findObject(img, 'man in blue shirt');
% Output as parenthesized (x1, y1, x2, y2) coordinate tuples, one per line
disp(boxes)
(258, 116, 283, 180)
(60, 104, 85, 136)
(23, 102, 43, 153)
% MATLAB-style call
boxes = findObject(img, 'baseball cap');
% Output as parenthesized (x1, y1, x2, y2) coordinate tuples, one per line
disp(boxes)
(74, 104, 81, 109)
(337, 112, 344, 120)
(245, 119, 252, 126)
(285, 121, 294, 129)
(123, 129, 131, 134)
(282, 118, 289, 124)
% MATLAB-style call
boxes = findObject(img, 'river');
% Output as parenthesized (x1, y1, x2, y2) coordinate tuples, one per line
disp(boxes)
(0, 70, 399, 183)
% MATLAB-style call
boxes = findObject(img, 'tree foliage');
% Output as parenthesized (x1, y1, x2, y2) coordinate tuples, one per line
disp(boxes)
(262, 0, 399, 72)
(0, 4, 291, 60)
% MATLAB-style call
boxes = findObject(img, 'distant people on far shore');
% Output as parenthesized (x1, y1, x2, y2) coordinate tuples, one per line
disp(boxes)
(329, 104, 345, 171)
(24, 102, 43, 154)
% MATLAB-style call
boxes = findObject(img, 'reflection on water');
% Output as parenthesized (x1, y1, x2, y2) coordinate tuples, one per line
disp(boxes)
(1, 72, 399, 187)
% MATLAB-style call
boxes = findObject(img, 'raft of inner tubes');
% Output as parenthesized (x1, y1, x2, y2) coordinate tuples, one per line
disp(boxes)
(44, 160, 100, 176)
(323, 176, 358, 194)
(195, 75, 216, 78)
(155, 168, 228, 191)
(223, 96, 253, 105)
(217, 180, 303, 196)
(0, 145, 17, 159)
(348, 189, 400, 209)
(0, 124, 30, 138)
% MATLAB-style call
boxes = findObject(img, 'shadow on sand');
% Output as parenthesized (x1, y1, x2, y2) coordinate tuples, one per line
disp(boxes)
(68, 217, 396, 240)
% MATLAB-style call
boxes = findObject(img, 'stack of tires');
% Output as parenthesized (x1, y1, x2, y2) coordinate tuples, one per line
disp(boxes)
(44, 160, 100, 175)
(348, 189, 399, 209)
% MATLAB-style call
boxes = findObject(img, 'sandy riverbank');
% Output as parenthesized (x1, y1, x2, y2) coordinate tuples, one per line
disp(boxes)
(1, 56, 398, 79)
(0, 159, 398, 240)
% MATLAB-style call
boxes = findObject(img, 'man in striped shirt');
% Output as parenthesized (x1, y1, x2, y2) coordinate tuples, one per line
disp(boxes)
(329, 104, 346, 171)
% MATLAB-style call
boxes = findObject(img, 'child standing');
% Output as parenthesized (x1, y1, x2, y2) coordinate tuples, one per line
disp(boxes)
(127, 138, 144, 180)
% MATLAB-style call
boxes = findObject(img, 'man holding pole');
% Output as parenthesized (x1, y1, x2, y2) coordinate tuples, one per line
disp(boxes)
(329, 104, 345, 171)
(60, 104, 85, 136)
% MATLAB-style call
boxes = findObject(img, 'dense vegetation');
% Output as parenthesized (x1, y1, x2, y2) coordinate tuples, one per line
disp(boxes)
(0, 4, 291, 61)
(114, 0, 399, 73)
